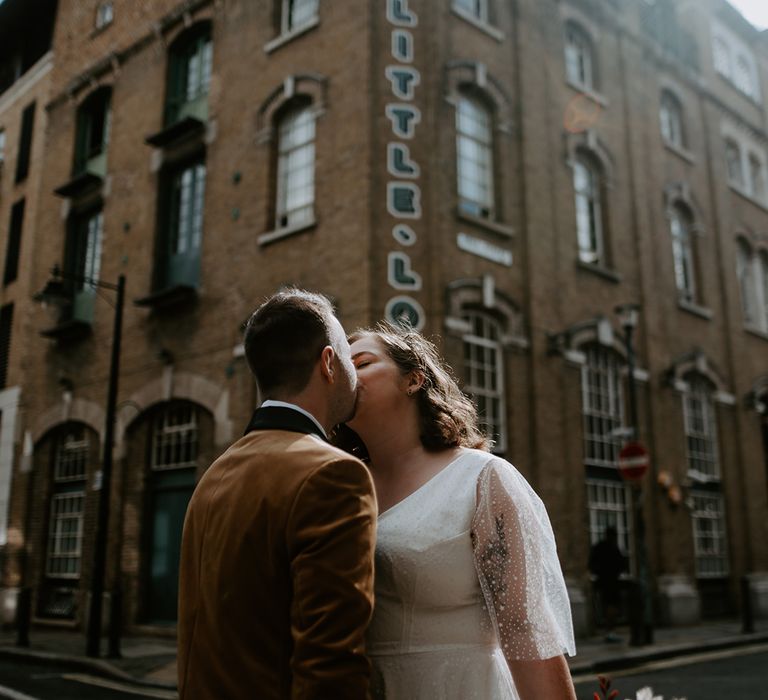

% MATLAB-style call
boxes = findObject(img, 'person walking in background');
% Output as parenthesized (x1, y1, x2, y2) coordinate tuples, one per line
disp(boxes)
(177, 289, 377, 699)
(589, 525, 627, 643)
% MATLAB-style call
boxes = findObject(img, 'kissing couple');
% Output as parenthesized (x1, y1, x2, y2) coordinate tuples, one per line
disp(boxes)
(177, 288, 577, 699)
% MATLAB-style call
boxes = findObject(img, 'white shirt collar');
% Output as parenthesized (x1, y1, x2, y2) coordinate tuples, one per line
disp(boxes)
(260, 400, 328, 439)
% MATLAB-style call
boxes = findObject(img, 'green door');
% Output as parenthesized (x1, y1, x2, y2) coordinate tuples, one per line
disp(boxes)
(147, 468, 195, 623)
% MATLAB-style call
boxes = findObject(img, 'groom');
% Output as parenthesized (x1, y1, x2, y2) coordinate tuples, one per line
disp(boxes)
(178, 289, 377, 699)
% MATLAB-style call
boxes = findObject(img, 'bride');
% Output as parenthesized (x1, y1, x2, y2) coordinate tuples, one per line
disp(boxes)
(341, 323, 577, 699)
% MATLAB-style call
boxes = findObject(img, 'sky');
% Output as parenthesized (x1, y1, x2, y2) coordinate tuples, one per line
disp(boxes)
(726, 0, 768, 30)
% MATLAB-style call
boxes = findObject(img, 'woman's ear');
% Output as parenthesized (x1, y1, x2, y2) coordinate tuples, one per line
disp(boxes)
(319, 345, 335, 383)
(407, 370, 426, 394)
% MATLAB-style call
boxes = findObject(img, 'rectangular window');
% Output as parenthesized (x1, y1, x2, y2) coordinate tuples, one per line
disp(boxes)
(586, 478, 632, 566)
(581, 346, 623, 469)
(45, 432, 88, 579)
(15, 102, 35, 183)
(4, 199, 25, 286)
(683, 378, 720, 480)
(691, 492, 729, 578)
(456, 96, 495, 219)
(169, 162, 206, 256)
(0, 304, 13, 389)
(276, 107, 315, 229)
(283, 0, 319, 33)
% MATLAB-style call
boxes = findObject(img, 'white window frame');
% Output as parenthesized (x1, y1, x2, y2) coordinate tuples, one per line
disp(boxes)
(564, 22, 595, 91)
(275, 103, 316, 230)
(691, 491, 729, 578)
(152, 403, 199, 471)
(669, 205, 697, 303)
(659, 91, 684, 150)
(682, 374, 721, 482)
(282, 0, 319, 35)
(573, 155, 604, 265)
(581, 345, 624, 469)
(586, 478, 633, 570)
(456, 93, 495, 219)
(737, 239, 768, 332)
(45, 432, 88, 579)
(453, 0, 489, 23)
(462, 311, 506, 453)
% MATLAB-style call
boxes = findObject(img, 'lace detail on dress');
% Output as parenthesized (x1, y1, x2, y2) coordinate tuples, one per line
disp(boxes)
(471, 458, 576, 661)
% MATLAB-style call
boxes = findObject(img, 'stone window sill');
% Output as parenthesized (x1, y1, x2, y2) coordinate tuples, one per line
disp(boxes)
(264, 17, 320, 54)
(451, 6, 504, 41)
(678, 298, 713, 320)
(663, 140, 695, 164)
(456, 208, 514, 238)
(744, 325, 768, 341)
(576, 260, 622, 283)
(258, 218, 317, 246)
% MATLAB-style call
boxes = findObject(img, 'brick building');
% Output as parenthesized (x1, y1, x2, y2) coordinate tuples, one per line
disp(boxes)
(0, 0, 767, 639)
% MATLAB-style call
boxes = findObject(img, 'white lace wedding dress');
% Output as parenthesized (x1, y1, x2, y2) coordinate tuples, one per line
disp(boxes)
(367, 449, 576, 699)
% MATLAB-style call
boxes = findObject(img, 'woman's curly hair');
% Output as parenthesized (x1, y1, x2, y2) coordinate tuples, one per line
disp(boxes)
(335, 322, 490, 457)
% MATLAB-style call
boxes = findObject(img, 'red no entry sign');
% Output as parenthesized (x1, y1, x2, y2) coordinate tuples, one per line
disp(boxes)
(618, 441, 649, 481)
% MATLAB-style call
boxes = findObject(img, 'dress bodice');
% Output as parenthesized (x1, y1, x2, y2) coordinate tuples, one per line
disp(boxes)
(368, 451, 493, 655)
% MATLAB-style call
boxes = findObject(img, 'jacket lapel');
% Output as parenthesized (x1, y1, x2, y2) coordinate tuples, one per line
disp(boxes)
(244, 406, 328, 442)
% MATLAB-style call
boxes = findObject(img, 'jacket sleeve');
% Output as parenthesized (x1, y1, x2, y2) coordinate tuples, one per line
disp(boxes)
(286, 456, 377, 700)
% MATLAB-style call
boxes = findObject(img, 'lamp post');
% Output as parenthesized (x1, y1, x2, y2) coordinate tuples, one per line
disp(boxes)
(614, 303, 653, 647)
(35, 265, 125, 658)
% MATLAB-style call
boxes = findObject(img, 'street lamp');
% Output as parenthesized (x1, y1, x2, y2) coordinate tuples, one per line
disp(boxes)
(34, 265, 125, 658)
(614, 303, 653, 647)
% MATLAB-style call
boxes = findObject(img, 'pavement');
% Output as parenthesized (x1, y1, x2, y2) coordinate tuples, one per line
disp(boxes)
(0, 619, 766, 694)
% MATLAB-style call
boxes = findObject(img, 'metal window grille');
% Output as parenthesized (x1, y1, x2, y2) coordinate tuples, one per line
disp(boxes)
(586, 478, 632, 567)
(283, 0, 318, 33)
(171, 163, 206, 255)
(456, 95, 494, 219)
(45, 432, 88, 578)
(683, 375, 720, 480)
(581, 345, 623, 468)
(691, 492, 729, 578)
(573, 158, 603, 265)
(463, 312, 506, 452)
(669, 207, 696, 303)
(565, 23, 594, 89)
(152, 404, 198, 471)
(276, 106, 315, 229)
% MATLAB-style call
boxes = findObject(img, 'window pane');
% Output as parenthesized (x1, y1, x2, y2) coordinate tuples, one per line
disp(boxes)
(276, 106, 316, 228)
(683, 375, 720, 479)
(153, 403, 199, 470)
(456, 96, 494, 216)
(581, 345, 623, 468)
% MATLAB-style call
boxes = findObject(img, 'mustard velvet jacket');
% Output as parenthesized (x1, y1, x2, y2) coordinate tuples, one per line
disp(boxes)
(178, 409, 377, 699)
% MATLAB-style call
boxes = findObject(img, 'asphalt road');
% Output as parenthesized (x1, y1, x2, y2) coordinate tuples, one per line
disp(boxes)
(573, 643, 768, 700)
(0, 657, 177, 700)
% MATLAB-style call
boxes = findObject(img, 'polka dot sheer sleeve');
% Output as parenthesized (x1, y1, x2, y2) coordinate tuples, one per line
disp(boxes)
(471, 457, 576, 661)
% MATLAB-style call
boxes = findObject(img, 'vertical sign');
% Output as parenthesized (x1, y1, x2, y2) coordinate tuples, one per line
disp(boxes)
(384, 0, 425, 330)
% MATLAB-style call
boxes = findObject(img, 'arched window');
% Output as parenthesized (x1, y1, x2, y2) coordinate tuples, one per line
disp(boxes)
(669, 204, 697, 303)
(748, 153, 765, 201)
(713, 36, 731, 77)
(573, 154, 604, 265)
(564, 21, 595, 90)
(275, 101, 316, 230)
(462, 311, 506, 452)
(165, 24, 213, 126)
(734, 53, 754, 98)
(456, 92, 495, 219)
(659, 91, 684, 149)
(73, 88, 111, 177)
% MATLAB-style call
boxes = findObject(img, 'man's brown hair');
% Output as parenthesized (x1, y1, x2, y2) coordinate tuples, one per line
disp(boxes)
(244, 288, 337, 397)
